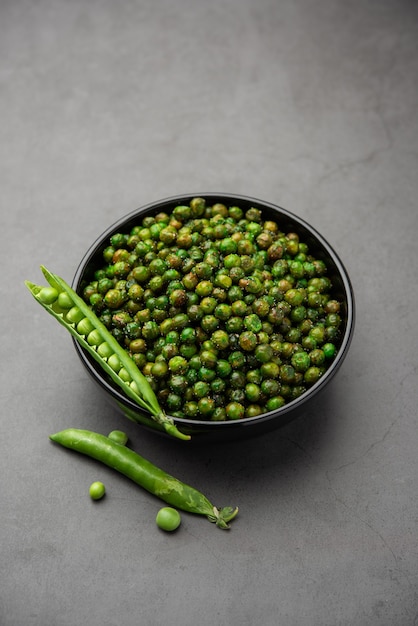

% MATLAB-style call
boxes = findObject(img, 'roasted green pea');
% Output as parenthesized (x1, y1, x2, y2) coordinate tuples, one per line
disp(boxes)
(291, 351, 311, 372)
(226, 402, 245, 420)
(198, 397, 215, 416)
(265, 396, 286, 411)
(309, 349, 325, 366)
(304, 366, 321, 384)
(239, 331, 257, 352)
(193, 381, 210, 398)
(245, 383, 261, 402)
(323, 342, 336, 358)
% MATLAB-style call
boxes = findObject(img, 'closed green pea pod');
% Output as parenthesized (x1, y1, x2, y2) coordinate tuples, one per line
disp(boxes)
(50, 429, 238, 529)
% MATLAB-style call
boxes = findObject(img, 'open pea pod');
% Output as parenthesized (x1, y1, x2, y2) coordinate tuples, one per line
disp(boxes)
(25, 266, 190, 441)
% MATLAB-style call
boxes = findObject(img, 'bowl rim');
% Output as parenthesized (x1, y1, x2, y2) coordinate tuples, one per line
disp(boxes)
(72, 192, 355, 431)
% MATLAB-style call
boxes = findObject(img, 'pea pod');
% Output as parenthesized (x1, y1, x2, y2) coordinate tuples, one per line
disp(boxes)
(50, 428, 238, 529)
(25, 266, 190, 441)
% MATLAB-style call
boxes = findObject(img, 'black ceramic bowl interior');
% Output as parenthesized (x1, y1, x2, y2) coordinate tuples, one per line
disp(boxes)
(72, 193, 355, 443)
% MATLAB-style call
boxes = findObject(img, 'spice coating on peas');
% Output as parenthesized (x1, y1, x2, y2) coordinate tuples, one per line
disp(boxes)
(73, 198, 343, 421)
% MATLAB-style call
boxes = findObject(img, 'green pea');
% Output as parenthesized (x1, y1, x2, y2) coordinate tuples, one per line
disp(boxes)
(265, 396, 286, 411)
(228, 351, 246, 369)
(107, 353, 121, 372)
(245, 404, 263, 417)
(219, 238, 237, 254)
(211, 407, 227, 421)
(201, 315, 219, 333)
(304, 366, 321, 384)
(37, 286, 59, 304)
(155, 507, 182, 532)
(254, 344, 273, 363)
(309, 349, 325, 366)
(239, 331, 257, 352)
(200, 350, 218, 368)
(244, 314, 262, 333)
(184, 401, 199, 417)
(196, 281, 213, 297)
(261, 379, 281, 397)
(214, 273, 232, 289)
(87, 329, 103, 346)
(166, 393, 182, 411)
(118, 368, 131, 382)
(198, 366, 216, 382)
(261, 361, 280, 379)
(108, 430, 129, 445)
(226, 402, 245, 420)
(279, 364, 295, 383)
(214, 303, 232, 321)
(77, 317, 95, 336)
(323, 343, 336, 358)
(291, 351, 311, 372)
(151, 361, 169, 378)
(216, 359, 232, 378)
(231, 299, 248, 317)
(245, 383, 261, 402)
(66, 306, 85, 324)
(198, 397, 215, 416)
(57, 291, 73, 309)
(97, 342, 114, 358)
(89, 481, 106, 500)
(211, 330, 229, 350)
(225, 316, 244, 333)
(104, 288, 125, 309)
(168, 356, 188, 374)
(193, 381, 210, 398)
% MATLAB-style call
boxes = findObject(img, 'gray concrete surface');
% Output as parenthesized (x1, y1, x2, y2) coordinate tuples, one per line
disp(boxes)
(2, 1, 418, 625)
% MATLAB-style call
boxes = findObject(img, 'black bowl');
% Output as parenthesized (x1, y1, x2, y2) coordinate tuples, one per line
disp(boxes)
(72, 193, 355, 443)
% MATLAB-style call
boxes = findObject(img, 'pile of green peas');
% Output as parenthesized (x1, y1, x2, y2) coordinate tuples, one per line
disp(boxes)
(81, 198, 342, 421)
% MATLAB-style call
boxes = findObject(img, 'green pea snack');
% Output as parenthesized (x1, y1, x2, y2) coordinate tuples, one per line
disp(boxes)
(75, 198, 342, 420)
(25, 197, 343, 428)
(50, 428, 238, 529)
(25, 266, 189, 441)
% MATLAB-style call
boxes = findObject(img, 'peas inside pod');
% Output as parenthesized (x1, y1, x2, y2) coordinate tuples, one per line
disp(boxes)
(80, 198, 342, 421)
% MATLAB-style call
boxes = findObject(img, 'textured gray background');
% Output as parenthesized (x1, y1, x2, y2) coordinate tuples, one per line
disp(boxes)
(1, 1, 418, 625)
